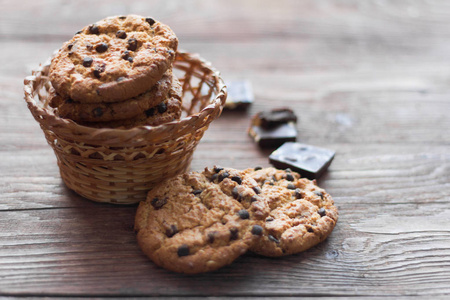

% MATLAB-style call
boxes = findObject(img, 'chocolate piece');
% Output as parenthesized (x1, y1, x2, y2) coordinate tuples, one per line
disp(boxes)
(258, 108, 297, 129)
(231, 176, 242, 184)
(269, 142, 335, 179)
(166, 225, 178, 237)
(229, 227, 239, 240)
(146, 17, 156, 26)
(177, 244, 190, 257)
(95, 42, 108, 53)
(145, 108, 155, 117)
(157, 102, 167, 114)
(88, 24, 100, 35)
(116, 30, 127, 39)
(248, 122, 297, 148)
(127, 38, 138, 51)
(82, 57, 93, 68)
(92, 107, 103, 117)
(251, 225, 263, 236)
(237, 209, 250, 219)
(224, 80, 254, 110)
(151, 197, 167, 209)
(192, 189, 203, 195)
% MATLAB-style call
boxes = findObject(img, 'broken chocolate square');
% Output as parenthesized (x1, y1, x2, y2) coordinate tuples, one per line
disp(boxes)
(249, 123, 297, 148)
(257, 108, 297, 129)
(269, 142, 335, 179)
(248, 107, 298, 148)
(224, 80, 254, 110)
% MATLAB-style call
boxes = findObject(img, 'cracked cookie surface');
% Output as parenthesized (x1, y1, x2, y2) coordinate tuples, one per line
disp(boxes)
(135, 171, 261, 274)
(49, 14, 178, 103)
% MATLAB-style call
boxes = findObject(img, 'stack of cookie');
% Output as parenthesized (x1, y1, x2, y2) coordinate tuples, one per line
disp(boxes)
(135, 166, 338, 274)
(48, 15, 182, 128)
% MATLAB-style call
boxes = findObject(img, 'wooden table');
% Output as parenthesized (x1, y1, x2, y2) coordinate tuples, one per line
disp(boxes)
(2, 0, 449, 298)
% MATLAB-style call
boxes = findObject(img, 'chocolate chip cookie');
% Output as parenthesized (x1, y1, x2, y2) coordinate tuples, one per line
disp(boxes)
(49, 15, 178, 103)
(135, 166, 338, 273)
(135, 171, 262, 274)
(49, 70, 174, 122)
(204, 167, 338, 257)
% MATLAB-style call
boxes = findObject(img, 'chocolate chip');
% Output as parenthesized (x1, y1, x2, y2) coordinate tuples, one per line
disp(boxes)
(92, 107, 103, 117)
(75, 30, 82, 35)
(86, 44, 93, 51)
(250, 195, 258, 202)
(146, 17, 156, 26)
(214, 166, 224, 173)
(127, 38, 138, 51)
(266, 217, 274, 222)
(116, 30, 127, 39)
(192, 189, 203, 195)
(95, 42, 108, 53)
(82, 57, 93, 67)
(287, 183, 296, 190)
(207, 231, 217, 243)
(166, 224, 178, 237)
(285, 173, 295, 181)
(268, 235, 280, 244)
(177, 244, 190, 257)
(318, 207, 326, 217)
(231, 176, 242, 185)
(315, 191, 324, 199)
(251, 225, 263, 236)
(127, 56, 133, 63)
(145, 108, 155, 117)
(67, 43, 74, 50)
(65, 98, 74, 104)
(294, 188, 302, 199)
(238, 209, 250, 219)
(252, 186, 261, 194)
(118, 16, 127, 20)
(307, 226, 314, 233)
(254, 166, 262, 171)
(211, 173, 219, 182)
(229, 227, 239, 240)
(150, 197, 167, 209)
(218, 171, 229, 182)
(157, 102, 167, 114)
(231, 187, 240, 200)
(88, 24, 100, 35)
(93, 64, 105, 79)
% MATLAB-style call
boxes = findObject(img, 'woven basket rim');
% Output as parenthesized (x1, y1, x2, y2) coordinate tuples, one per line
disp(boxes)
(24, 50, 227, 145)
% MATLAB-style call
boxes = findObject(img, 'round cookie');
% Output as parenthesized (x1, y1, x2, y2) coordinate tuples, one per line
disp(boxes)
(49, 14, 178, 103)
(134, 171, 263, 274)
(79, 75, 182, 128)
(49, 70, 174, 122)
(205, 167, 338, 257)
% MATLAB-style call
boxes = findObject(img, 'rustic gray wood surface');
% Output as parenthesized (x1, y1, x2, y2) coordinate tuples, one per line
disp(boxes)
(1, 0, 449, 298)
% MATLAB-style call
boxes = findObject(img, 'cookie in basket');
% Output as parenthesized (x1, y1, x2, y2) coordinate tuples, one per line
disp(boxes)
(49, 70, 174, 122)
(204, 167, 338, 257)
(134, 171, 263, 274)
(49, 14, 178, 103)
(79, 75, 182, 128)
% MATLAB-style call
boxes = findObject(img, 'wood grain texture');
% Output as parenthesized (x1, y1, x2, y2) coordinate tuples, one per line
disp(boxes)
(1, 0, 449, 297)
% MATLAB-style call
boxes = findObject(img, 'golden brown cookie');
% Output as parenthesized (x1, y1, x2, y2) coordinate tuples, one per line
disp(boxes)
(49, 15, 178, 103)
(79, 75, 182, 128)
(135, 171, 262, 274)
(49, 70, 174, 122)
(205, 167, 338, 257)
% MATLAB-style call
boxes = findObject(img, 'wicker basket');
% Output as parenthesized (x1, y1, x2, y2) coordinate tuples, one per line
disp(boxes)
(23, 50, 227, 204)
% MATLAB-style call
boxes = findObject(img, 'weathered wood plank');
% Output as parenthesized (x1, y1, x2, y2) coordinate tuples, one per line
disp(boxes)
(0, 201, 449, 297)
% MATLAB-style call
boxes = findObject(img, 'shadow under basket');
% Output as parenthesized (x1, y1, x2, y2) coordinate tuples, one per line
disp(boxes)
(24, 50, 227, 205)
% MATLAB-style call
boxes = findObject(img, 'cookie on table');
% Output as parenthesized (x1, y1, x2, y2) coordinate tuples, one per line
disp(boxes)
(205, 167, 338, 257)
(79, 75, 182, 128)
(49, 14, 178, 103)
(134, 171, 263, 274)
(49, 70, 174, 122)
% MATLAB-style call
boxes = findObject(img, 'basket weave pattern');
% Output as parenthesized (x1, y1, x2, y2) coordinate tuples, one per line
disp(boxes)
(24, 51, 227, 204)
